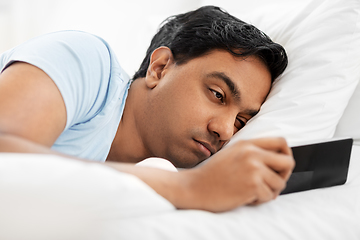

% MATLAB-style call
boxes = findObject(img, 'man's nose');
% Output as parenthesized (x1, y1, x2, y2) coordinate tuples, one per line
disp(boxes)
(207, 115, 235, 141)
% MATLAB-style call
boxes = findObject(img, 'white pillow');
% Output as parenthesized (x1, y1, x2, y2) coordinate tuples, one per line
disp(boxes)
(136, 157, 178, 172)
(212, 0, 360, 146)
(333, 6, 360, 145)
(335, 79, 360, 145)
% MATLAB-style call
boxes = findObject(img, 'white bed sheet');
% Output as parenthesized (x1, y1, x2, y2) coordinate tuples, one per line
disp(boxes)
(0, 145, 359, 239)
(114, 145, 360, 240)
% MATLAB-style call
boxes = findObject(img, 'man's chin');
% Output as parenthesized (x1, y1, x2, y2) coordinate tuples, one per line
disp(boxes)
(169, 155, 208, 169)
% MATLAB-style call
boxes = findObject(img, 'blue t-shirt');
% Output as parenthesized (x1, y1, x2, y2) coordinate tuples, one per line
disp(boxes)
(0, 31, 131, 162)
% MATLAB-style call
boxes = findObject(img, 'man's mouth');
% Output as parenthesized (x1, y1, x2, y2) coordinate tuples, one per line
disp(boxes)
(194, 139, 216, 158)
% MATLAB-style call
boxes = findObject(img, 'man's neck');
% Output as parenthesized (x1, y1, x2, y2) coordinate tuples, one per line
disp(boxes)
(106, 80, 152, 163)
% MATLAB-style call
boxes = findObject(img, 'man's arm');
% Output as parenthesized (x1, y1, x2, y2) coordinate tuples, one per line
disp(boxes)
(0, 62, 294, 212)
(108, 137, 294, 212)
(0, 62, 66, 148)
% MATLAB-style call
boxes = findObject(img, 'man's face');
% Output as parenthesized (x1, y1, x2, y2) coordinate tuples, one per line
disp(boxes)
(141, 49, 271, 168)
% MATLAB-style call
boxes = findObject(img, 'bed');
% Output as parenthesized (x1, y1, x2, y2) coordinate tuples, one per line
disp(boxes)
(0, 0, 360, 239)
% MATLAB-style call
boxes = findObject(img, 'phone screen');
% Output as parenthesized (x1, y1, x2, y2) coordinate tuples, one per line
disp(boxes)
(281, 138, 353, 195)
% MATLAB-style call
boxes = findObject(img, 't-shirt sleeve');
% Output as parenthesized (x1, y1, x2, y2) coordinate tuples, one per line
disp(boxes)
(0, 31, 112, 129)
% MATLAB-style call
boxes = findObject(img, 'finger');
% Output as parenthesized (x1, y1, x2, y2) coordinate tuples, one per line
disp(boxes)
(262, 163, 287, 193)
(251, 178, 275, 205)
(249, 162, 287, 203)
(262, 169, 287, 199)
(257, 149, 294, 180)
(250, 137, 292, 156)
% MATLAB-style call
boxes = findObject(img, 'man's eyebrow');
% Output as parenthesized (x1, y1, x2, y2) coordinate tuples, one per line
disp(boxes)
(207, 71, 240, 102)
(207, 71, 260, 118)
(244, 108, 259, 118)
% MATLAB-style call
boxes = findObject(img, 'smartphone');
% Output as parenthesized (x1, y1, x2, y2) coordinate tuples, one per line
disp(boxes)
(280, 138, 353, 195)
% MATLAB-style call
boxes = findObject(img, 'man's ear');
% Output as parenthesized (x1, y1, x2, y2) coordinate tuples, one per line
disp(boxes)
(145, 47, 174, 89)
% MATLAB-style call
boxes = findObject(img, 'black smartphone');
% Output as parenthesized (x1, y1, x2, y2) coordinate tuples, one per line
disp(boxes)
(281, 138, 353, 195)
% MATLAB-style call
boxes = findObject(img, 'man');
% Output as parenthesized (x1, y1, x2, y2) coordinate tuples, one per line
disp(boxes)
(0, 6, 294, 212)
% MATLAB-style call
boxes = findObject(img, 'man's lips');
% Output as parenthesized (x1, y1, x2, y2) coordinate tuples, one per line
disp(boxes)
(194, 139, 216, 157)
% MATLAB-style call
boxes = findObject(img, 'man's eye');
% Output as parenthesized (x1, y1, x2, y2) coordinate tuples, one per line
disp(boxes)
(235, 118, 246, 130)
(211, 89, 224, 102)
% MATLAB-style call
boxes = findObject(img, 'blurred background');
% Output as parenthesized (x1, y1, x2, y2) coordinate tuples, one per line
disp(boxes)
(0, 0, 292, 76)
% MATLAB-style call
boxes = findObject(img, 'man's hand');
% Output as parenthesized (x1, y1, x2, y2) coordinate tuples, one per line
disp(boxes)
(171, 137, 295, 212)
(111, 137, 294, 213)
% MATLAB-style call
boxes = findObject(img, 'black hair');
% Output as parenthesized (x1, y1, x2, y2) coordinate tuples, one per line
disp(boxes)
(132, 6, 287, 82)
